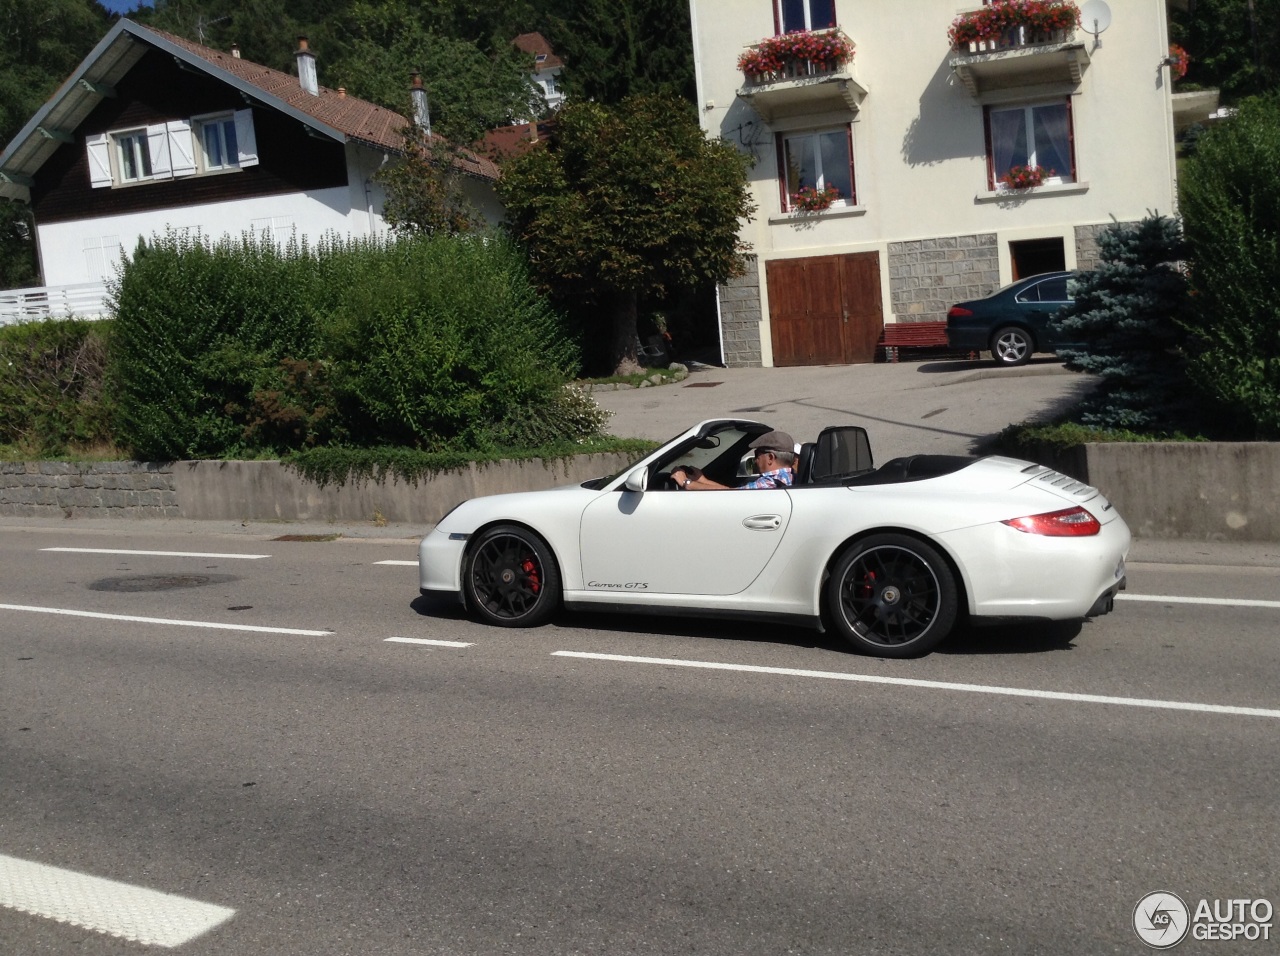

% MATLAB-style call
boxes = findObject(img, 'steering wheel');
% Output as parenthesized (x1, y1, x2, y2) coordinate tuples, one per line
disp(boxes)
(655, 471, 681, 491)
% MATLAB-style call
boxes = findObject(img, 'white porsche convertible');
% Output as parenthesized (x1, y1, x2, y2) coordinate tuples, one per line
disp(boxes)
(419, 419, 1129, 658)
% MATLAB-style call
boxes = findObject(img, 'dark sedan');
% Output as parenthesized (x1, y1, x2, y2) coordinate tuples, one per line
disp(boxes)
(946, 271, 1073, 366)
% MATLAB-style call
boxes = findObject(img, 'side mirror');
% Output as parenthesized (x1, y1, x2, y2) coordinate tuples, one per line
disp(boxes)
(623, 467, 648, 493)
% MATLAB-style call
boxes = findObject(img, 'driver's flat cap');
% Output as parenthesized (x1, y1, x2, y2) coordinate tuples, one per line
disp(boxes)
(749, 430, 796, 453)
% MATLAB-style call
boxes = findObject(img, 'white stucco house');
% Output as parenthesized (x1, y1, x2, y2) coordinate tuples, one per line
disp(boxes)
(0, 19, 501, 319)
(689, 0, 1190, 366)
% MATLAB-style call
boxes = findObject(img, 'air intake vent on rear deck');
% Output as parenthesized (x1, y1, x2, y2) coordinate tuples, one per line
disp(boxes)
(1021, 464, 1097, 498)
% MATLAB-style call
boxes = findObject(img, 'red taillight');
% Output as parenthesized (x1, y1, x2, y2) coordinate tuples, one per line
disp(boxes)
(948, 306, 974, 318)
(1002, 506, 1101, 537)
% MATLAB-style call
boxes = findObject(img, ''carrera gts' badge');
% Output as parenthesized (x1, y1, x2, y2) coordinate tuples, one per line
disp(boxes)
(587, 581, 649, 590)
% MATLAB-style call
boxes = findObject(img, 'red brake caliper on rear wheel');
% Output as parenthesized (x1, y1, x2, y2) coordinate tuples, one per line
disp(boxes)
(522, 558, 540, 593)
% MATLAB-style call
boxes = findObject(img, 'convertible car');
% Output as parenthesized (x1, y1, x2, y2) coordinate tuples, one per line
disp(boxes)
(419, 419, 1129, 658)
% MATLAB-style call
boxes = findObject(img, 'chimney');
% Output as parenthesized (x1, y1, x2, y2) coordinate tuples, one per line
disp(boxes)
(230, 43, 240, 59)
(409, 72, 431, 136)
(295, 36, 318, 96)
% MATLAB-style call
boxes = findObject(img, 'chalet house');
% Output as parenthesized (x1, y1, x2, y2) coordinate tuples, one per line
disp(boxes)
(690, 0, 1198, 366)
(513, 32, 566, 114)
(0, 19, 501, 315)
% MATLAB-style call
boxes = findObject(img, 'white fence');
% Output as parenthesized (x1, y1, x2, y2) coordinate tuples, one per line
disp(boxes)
(0, 282, 111, 325)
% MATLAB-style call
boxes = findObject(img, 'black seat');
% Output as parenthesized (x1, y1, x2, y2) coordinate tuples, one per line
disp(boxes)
(795, 442, 817, 484)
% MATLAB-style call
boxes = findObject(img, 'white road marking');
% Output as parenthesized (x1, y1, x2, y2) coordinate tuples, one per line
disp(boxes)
(0, 603, 331, 637)
(0, 853, 235, 948)
(1118, 593, 1280, 610)
(553, 651, 1280, 720)
(375, 560, 418, 566)
(385, 637, 474, 647)
(41, 548, 270, 560)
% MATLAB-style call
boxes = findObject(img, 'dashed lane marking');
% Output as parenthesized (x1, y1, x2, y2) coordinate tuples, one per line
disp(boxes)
(41, 548, 270, 559)
(0, 603, 331, 637)
(0, 853, 235, 948)
(385, 637, 474, 647)
(375, 560, 418, 566)
(1117, 593, 1280, 610)
(552, 652, 1280, 719)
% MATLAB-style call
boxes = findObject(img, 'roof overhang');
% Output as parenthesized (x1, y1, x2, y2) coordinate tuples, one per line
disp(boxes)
(0, 19, 348, 203)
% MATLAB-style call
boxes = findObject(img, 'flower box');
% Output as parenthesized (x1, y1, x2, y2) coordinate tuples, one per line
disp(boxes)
(790, 185, 842, 212)
(739, 29, 855, 83)
(999, 164, 1051, 190)
(948, 0, 1080, 51)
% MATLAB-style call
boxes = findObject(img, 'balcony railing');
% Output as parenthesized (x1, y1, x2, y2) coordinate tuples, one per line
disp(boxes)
(0, 281, 110, 325)
(737, 29, 866, 122)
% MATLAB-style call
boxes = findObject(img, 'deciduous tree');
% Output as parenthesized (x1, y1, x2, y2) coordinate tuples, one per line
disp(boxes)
(499, 94, 754, 375)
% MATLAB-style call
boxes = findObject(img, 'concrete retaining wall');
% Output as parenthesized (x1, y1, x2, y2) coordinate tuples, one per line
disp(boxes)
(1, 454, 635, 527)
(2, 443, 1277, 541)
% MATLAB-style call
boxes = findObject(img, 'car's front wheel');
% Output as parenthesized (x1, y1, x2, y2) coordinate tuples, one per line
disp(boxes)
(464, 524, 561, 627)
(826, 534, 958, 658)
(991, 325, 1033, 366)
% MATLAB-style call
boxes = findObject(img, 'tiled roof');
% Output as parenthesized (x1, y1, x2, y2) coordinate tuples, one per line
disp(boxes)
(140, 25, 500, 181)
(513, 32, 565, 71)
(480, 120, 553, 162)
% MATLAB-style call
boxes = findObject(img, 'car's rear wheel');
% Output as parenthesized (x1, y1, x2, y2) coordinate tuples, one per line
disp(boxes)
(464, 525, 561, 627)
(827, 534, 958, 658)
(991, 325, 1033, 366)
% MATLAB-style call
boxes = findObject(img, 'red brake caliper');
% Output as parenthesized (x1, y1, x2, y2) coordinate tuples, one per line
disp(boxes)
(522, 558, 540, 593)
(859, 570, 877, 598)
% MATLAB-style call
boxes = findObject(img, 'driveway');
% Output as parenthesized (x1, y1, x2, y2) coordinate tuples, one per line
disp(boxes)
(593, 357, 1091, 462)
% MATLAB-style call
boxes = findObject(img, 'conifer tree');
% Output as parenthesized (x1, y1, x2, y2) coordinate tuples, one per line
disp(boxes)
(1051, 216, 1197, 434)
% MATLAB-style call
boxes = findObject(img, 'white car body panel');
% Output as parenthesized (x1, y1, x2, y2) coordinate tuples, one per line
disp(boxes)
(418, 418, 1130, 637)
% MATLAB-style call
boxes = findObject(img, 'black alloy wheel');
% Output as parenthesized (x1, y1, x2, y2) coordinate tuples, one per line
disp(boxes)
(464, 524, 561, 627)
(827, 534, 958, 658)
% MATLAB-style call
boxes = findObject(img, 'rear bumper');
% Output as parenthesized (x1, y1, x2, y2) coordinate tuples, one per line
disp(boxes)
(946, 326, 989, 351)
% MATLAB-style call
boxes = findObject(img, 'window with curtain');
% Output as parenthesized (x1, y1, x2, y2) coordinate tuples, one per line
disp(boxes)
(780, 127, 855, 210)
(987, 101, 1074, 188)
(776, 0, 837, 33)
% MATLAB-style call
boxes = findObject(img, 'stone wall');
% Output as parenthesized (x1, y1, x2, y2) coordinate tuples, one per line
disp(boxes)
(887, 233, 1000, 324)
(0, 462, 178, 519)
(717, 255, 764, 367)
(1073, 222, 1129, 273)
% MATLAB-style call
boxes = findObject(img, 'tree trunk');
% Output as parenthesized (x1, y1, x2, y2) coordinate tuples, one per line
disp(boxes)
(607, 289, 644, 376)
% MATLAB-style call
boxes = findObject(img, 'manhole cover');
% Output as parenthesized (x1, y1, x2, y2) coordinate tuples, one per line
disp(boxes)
(88, 573, 237, 593)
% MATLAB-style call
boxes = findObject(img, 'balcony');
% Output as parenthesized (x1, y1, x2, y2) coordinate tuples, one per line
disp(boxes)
(950, 26, 1089, 95)
(0, 281, 110, 324)
(736, 29, 866, 123)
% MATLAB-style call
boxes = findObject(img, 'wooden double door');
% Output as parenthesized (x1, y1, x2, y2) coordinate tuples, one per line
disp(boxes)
(766, 252, 884, 366)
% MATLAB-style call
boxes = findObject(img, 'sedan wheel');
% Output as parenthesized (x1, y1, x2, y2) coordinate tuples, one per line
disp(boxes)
(464, 525, 561, 627)
(991, 326, 1033, 366)
(827, 534, 958, 657)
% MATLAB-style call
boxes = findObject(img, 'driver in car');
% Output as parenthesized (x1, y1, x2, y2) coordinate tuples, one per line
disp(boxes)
(672, 430, 796, 490)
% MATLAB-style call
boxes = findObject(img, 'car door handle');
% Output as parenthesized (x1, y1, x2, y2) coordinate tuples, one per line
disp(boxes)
(743, 515, 782, 531)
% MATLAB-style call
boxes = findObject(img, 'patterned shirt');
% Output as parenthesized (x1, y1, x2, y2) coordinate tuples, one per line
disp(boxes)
(740, 467, 794, 490)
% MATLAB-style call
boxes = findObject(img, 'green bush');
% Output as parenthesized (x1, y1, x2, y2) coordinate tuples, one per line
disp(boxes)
(1179, 93, 1280, 439)
(108, 230, 602, 460)
(0, 318, 113, 456)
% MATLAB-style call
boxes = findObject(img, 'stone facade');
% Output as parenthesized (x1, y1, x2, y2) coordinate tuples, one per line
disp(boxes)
(0, 461, 179, 518)
(718, 255, 764, 367)
(887, 233, 1000, 325)
(1073, 221, 1134, 273)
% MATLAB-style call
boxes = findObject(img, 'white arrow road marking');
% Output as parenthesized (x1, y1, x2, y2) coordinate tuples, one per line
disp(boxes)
(41, 548, 270, 559)
(552, 652, 1280, 719)
(0, 603, 331, 636)
(385, 637, 473, 647)
(0, 853, 235, 947)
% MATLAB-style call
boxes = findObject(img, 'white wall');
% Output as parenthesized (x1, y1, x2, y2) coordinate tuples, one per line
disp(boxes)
(691, 0, 1179, 350)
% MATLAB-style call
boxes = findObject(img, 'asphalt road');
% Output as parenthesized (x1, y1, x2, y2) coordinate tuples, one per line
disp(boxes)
(2, 524, 1278, 955)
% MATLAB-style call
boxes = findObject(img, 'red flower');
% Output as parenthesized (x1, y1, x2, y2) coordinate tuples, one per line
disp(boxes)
(739, 29, 855, 78)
